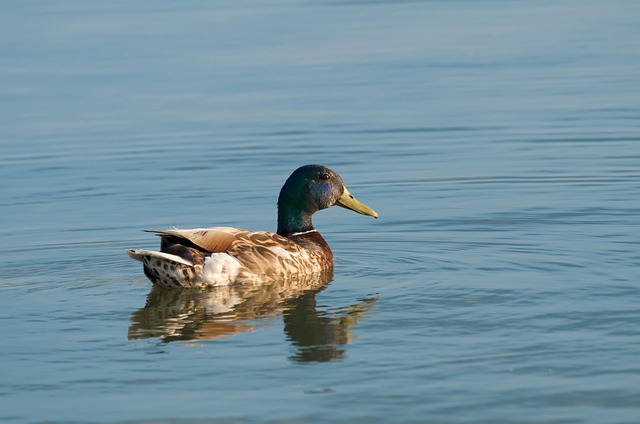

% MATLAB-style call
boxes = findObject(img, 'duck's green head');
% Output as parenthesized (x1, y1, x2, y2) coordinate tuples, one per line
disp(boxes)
(277, 164, 378, 236)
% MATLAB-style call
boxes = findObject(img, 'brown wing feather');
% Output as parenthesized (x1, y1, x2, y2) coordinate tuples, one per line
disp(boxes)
(144, 227, 241, 252)
(227, 231, 326, 277)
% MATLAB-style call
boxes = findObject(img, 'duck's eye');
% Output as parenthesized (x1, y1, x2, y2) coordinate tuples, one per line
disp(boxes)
(318, 172, 331, 181)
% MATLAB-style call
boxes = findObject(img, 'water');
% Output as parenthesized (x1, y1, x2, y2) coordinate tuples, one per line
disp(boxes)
(1, 1, 639, 422)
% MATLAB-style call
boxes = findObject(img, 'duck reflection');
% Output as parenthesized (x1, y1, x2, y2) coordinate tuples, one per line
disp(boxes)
(128, 270, 378, 362)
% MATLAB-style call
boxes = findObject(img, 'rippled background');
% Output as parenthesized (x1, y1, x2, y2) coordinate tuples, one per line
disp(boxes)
(1, 1, 639, 423)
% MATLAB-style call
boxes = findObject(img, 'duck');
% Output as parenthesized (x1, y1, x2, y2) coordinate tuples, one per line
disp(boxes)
(127, 164, 378, 288)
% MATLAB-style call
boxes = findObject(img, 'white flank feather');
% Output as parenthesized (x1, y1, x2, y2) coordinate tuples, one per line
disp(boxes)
(200, 253, 243, 286)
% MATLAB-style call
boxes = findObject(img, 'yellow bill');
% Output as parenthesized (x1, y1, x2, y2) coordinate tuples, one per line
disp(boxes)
(336, 186, 378, 219)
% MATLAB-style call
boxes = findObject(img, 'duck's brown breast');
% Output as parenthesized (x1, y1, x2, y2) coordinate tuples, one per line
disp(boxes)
(289, 230, 333, 269)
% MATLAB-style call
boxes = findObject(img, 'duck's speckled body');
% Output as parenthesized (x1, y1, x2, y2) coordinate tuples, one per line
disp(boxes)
(128, 165, 377, 287)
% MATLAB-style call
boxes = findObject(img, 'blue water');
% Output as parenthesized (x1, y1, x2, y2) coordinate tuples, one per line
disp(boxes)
(1, 1, 639, 423)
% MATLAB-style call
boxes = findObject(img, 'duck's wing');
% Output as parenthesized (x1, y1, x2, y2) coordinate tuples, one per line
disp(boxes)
(227, 231, 326, 277)
(144, 227, 242, 253)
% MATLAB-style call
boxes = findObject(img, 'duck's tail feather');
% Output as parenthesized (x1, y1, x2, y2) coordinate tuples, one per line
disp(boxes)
(128, 249, 200, 288)
(127, 249, 194, 266)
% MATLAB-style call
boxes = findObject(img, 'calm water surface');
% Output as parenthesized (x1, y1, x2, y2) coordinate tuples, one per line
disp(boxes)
(1, 1, 639, 423)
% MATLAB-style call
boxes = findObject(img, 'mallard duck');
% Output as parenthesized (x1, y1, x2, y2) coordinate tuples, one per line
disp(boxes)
(127, 164, 378, 287)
